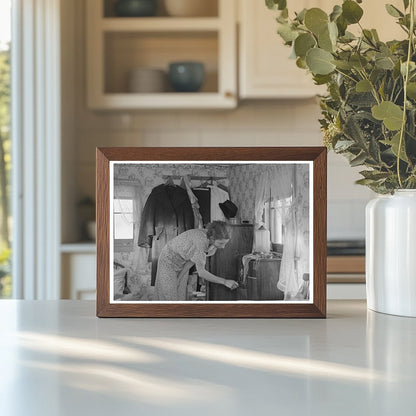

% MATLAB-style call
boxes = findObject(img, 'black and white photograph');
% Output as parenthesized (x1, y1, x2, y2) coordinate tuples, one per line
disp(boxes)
(110, 161, 312, 303)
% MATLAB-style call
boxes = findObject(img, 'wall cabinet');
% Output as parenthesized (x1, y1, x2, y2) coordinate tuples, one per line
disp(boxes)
(238, 0, 404, 99)
(238, 0, 326, 99)
(61, 246, 96, 300)
(86, 0, 237, 109)
(85, 0, 407, 109)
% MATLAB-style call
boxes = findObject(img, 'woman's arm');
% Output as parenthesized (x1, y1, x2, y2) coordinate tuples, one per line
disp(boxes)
(196, 267, 239, 290)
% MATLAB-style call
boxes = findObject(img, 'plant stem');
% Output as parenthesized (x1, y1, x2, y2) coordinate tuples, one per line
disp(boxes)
(334, 68, 358, 84)
(358, 69, 381, 104)
(398, 0, 415, 188)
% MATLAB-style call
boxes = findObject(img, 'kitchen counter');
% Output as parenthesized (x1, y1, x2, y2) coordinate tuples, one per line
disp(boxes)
(0, 300, 415, 415)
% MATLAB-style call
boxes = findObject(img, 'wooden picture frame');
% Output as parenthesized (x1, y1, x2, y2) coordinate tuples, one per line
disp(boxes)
(96, 147, 327, 318)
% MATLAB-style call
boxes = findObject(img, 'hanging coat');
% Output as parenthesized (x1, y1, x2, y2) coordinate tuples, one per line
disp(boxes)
(138, 184, 194, 286)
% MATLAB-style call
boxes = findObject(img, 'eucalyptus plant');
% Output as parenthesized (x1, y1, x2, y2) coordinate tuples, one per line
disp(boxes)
(267, 0, 416, 193)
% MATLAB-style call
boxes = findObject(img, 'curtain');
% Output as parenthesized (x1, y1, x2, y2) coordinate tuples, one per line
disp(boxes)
(276, 165, 310, 300)
(254, 165, 309, 300)
(113, 182, 150, 284)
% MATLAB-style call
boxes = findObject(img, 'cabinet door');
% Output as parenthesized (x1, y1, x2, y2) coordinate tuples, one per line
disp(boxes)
(239, 0, 327, 99)
(208, 225, 253, 301)
(239, 0, 404, 99)
(62, 253, 96, 300)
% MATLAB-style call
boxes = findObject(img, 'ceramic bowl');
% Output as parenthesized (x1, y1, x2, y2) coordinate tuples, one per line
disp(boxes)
(114, 0, 158, 17)
(128, 68, 167, 93)
(168, 62, 205, 92)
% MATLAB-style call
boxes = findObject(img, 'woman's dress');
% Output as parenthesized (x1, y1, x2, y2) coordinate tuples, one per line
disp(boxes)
(155, 229, 215, 301)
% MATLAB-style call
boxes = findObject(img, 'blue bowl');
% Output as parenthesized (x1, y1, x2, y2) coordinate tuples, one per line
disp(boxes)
(114, 0, 157, 17)
(168, 62, 205, 93)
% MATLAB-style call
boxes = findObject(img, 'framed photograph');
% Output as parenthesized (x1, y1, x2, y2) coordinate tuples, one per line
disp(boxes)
(96, 147, 327, 318)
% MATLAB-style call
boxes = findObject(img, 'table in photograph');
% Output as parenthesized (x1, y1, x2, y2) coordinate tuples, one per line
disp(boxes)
(0, 300, 415, 416)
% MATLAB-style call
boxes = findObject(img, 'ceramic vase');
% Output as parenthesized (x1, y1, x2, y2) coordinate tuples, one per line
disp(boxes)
(366, 190, 416, 317)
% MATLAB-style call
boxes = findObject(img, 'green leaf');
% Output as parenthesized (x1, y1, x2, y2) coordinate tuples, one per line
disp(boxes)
(333, 60, 353, 70)
(355, 178, 377, 186)
(378, 78, 386, 100)
(294, 33, 316, 58)
(375, 55, 395, 70)
(401, 61, 416, 76)
(385, 4, 404, 18)
(363, 29, 376, 46)
(342, 0, 364, 24)
(372, 101, 404, 130)
(334, 140, 355, 151)
(407, 82, 416, 99)
(313, 74, 332, 85)
(266, 0, 287, 11)
(328, 21, 338, 44)
(276, 14, 287, 24)
(336, 15, 348, 36)
(306, 48, 336, 75)
(304, 8, 329, 35)
(350, 54, 368, 70)
(330, 5, 343, 22)
(277, 23, 299, 43)
(403, 0, 410, 10)
(356, 79, 372, 92)
(344, 114, 367, 147)
(350, 152, 368, 167)
(371, 29, 380, 43)
(339, 31, 356, 43)
(388, 132, 409, 162)
(296, 57, 308, 69)
(360, 170, 391, 180)
(393, 60, 402, 79)
(296, 8, 307, 23)
(318, 27, 334, 52)
(369, 136, 382, 163)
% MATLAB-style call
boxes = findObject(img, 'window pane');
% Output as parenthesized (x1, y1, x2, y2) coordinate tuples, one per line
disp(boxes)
(114, 198, 133, 213)
(114, 213, 133, 239)
(0, 0, 11, 299)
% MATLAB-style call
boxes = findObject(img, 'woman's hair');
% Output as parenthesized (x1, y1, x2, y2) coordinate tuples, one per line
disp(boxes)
(206, 221, 230, 241)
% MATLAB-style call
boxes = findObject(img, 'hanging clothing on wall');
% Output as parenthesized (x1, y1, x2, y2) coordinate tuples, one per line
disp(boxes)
(209, 185, 229, 221)
(138, 183, 194, 286)
(193, 185, 229, 225)
(181, 175, 204, 229)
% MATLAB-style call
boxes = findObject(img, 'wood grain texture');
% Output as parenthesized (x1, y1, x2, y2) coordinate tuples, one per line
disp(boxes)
(327, 256, 365, 274)
(96, 147, 327, 318)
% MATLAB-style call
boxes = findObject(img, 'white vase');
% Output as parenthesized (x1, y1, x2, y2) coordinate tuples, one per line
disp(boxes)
(366, 190, 416, 317)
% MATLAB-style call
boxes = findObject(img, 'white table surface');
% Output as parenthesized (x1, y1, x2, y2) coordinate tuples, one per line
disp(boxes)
(0, 300, 415, 416)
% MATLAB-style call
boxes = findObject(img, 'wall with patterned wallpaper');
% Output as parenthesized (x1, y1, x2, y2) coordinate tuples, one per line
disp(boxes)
(114, 163, 229, 201)
(228, 164, 309, 224)
(112, 163, 229, 277)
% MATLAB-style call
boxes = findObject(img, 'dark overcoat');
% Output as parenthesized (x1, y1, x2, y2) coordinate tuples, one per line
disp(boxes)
(138, 184, 194, 286)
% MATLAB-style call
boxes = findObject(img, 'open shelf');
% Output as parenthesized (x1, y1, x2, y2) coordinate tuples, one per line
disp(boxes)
(103, 0, 219, 18)
(101, 17, 221, 31)
(104, 31, 218, 94)
(87, 0, 236, 109)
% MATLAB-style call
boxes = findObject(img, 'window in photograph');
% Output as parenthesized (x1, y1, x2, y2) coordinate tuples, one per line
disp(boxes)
(114, 198, 134, 252)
